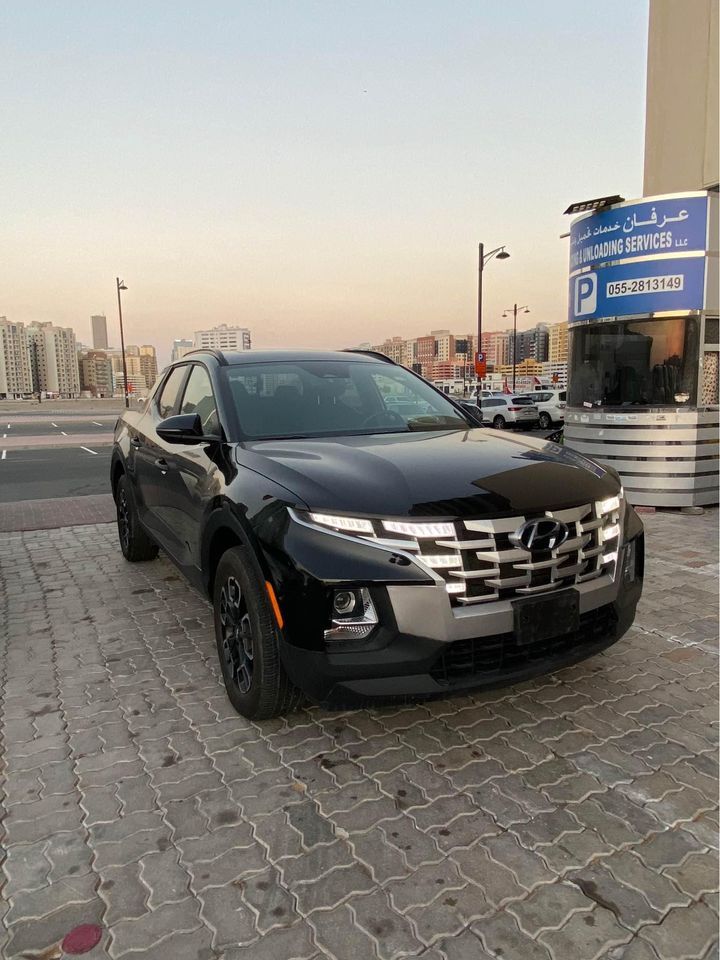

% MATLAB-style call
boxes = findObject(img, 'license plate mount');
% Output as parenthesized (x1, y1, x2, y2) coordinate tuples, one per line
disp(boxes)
(512, 589, 579, 646)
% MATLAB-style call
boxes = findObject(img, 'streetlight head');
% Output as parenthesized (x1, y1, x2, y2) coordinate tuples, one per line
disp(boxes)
(118, 282, 128, 290)
(523, 308, 530, 314)
(496, 249, 510, 260)
(502, 312, 508, 318)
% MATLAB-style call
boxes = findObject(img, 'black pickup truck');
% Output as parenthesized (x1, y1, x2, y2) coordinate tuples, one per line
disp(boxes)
(111, 349, 644, 718)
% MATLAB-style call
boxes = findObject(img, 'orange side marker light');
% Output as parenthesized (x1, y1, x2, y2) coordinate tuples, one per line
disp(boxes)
(265, 581, 284, 629)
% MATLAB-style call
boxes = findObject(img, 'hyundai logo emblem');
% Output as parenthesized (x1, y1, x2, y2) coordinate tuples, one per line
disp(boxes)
(510, 518, 570, 552)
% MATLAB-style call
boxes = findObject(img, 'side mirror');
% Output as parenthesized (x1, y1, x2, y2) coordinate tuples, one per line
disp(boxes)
(157, 413, 205, 444)
(458, 402, 485, 426)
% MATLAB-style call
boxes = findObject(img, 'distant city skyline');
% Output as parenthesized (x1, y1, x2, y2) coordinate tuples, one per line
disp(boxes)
(1, 2, 648, 362)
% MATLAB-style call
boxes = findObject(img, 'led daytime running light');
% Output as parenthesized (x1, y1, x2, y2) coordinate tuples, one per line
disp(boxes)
(383, 520, 454, 537)
(309, 513, 374, 534)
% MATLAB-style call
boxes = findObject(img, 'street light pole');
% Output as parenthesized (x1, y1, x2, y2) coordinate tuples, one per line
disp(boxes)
(503, 303, 530, 392)
(116, 277, 129, 409)
(477, 244, 510, 395)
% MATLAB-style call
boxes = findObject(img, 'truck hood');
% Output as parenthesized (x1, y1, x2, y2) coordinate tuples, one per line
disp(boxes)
(237, 428, 620, 518)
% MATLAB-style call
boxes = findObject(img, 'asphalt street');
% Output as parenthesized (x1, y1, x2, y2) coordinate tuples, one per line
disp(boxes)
(0, 446, 111, 501)
(1, 418, 115, 437)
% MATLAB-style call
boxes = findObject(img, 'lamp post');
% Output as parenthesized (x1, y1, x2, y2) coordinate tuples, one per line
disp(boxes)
(116, 277, 129, 409)
(477, 244, 510, 394)
(502, 303, 530, 392)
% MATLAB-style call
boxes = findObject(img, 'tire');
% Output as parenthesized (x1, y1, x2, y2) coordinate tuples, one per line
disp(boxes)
(213, 545, 302, 720)
(115, 474, 159, 562)
(539, 412, 552, 430)
(493, 415, 506, 430)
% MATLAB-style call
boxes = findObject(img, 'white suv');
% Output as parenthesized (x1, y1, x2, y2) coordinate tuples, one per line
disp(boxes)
(481, 395, 539, 430)
(532, 389, 567, 430)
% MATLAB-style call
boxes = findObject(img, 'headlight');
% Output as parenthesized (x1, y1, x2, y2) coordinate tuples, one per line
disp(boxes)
(309, 512, 374, 534)
(325, 587, 378, 643)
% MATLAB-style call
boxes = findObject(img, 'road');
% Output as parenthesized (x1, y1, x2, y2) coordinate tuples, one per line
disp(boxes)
(0, 445, 111, 502)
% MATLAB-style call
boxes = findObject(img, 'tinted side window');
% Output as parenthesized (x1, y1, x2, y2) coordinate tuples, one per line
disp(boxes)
(180, 365, 220, 436)
(482, 398, 500, 407)
(559, 391, 567, 401)
(157, 366, 187, 419)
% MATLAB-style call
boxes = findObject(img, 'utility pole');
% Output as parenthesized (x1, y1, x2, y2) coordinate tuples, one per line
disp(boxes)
(116, 278, 129, 409)
(503, 303, 530, 392)
(477, 244, 510, 394)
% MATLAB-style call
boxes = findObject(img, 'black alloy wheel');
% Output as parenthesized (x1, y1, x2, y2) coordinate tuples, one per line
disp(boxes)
(115, 474, 159, 562)
(212, 545, 302, 719)
(219, 576, 254, 694)
(539, 412, 552, 430)
(118, 487, 131, 553)
(493, 415, 506, 430)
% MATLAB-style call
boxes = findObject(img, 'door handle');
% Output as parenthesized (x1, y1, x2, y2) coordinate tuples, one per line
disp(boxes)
(130, 437, 141, 448)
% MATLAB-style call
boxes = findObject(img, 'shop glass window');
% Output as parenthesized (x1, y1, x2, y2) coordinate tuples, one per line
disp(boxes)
(568, 317, 699, 407)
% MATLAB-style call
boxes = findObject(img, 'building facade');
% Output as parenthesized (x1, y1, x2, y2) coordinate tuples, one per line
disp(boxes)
(548, 321, 569, 364)
(27, 322, 80, 397)
(91, 314, 109, 350)
(194, 324, 251, 352)
(171, 338, 194, 363)
(0, 318, 33, 398)
(79, 350, 114, 397)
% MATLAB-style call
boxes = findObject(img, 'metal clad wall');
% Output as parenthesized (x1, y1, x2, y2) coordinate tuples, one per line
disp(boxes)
(565, 409, 719, 507)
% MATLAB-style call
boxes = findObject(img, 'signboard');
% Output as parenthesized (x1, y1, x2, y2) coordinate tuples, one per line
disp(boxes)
(568, 194, 709, 323)
(474, 351, 486, 377)
(569, 257, 707, 324)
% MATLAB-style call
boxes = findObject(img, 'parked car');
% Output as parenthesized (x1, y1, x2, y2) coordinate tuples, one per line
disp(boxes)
(481, 395, 539, 430)
(532, 389, 567, 430)
(111, 349, 643, 718)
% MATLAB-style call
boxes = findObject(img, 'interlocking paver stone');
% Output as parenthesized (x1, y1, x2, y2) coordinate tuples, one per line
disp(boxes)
(0, 510, 716, 958)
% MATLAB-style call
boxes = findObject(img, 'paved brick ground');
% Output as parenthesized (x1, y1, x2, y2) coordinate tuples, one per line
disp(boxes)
(0, 494, 115, 532)
(0, 511, 717, 960)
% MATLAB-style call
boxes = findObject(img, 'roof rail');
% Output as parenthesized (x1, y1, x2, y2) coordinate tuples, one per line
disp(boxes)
(178, 349, 228, 366)
(342, 349, 395, 364)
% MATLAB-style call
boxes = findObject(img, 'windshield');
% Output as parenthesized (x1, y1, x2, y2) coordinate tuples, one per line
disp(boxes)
(568, 317, 700, 407)
(223, 359, 470, 440)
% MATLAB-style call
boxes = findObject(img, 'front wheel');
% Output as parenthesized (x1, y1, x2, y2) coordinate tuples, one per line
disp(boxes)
(213, 546, 302, 720)
(539, 412, 552, 430)
(492, 415, 506, 430)
(115, 474, 158, 562)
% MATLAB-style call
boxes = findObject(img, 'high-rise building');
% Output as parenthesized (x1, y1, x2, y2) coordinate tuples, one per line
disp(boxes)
(79, 350, 114, 397)
(171, 338, 194, 363)
(91, 314, 109, 350)
(138, 345, 159, 389)
(511, 324, 549, 364)
(481, 330, 511, 368)
(430, 330, 454, 362)
(0, 318, 33, 398)
(194, 324, 251, 352)
(107, 344, 158, 390)
(27, 322, 80, 397)
(548, 321, 569, 364)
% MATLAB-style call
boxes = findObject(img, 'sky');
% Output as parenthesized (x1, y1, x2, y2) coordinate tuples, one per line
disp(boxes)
(1, 1, 649, 364)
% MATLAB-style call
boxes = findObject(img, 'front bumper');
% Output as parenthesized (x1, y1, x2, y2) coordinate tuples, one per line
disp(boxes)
(280, 537, 643, 707)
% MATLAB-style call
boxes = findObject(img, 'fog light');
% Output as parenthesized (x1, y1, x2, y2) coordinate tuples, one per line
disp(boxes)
(333, 591, 357, 615)
(325, 587, 378, 643)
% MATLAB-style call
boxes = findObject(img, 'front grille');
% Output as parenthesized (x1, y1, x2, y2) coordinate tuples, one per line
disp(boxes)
(358, 501, 620, 606)
(430, 604, 618, 685)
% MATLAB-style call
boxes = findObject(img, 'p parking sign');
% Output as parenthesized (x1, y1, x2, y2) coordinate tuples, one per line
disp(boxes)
(574, 273, 597, 317)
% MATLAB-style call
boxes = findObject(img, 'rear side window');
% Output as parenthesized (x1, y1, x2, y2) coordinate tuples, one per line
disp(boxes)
(180, 365, 221, 436)
(559, 391, 567, 401)
(157, 366, 187, 419)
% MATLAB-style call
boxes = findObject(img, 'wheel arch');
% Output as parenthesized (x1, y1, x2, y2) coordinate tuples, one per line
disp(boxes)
(201, 506, 271, 601)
